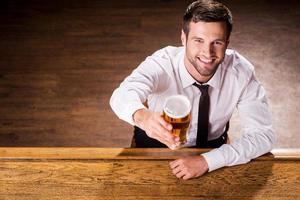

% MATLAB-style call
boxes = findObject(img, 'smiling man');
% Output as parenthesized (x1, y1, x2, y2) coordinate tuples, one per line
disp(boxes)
(110, 0, 275, 180)
(183, 21, 228, 83)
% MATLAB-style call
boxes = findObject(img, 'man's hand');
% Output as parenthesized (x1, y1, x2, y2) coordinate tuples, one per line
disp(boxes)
(133, 108, 180, 149)
(169, 155, 209, 180)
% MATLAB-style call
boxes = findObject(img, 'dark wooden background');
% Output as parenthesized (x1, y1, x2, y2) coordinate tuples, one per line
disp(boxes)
(0, 0, 299, 147)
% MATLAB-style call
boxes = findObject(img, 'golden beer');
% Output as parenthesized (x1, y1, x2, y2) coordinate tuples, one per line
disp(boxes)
(163, 95, 191, 144)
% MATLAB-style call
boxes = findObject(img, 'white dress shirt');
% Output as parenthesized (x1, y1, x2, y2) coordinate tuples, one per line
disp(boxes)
(110, 46, 275, 172)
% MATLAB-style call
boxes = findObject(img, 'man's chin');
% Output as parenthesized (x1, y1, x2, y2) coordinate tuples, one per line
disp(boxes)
(200, 64, 217, 73)
(197, 65, 217, 77)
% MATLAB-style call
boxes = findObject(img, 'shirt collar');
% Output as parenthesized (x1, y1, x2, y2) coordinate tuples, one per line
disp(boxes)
(206, 63, 222, 90)
(179, 55, 196, 89)
(179, 51, 222, 90)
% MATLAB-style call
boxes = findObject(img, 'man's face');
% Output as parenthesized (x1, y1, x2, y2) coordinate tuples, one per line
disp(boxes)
(182, 21, 229, 82)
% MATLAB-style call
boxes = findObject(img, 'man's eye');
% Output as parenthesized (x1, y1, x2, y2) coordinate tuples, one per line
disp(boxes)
(195, 40, 203, 43)
(214, 41, 223, 46)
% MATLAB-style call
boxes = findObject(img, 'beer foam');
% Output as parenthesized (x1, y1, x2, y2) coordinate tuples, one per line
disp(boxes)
(164, 95, 191, 119)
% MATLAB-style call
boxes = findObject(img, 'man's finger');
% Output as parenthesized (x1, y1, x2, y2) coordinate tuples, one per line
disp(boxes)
(155, 124, 175, 141)
(182, 174, 192, 180)
(169, 159, 181, 169)
(153, 128, 177, 147)
(176, 170, 185, 179)
(155, 115, 182, 147)
(157, 116, 172, 131)
(150, 128, 172, 146)
(172, 166, 181, 175)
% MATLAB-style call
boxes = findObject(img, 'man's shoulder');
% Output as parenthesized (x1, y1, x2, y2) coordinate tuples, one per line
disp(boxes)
(136, 46, 183, 76)
(141, 46, 184, 72)
(223, 49, 255, 79)
(151, 46, 184, 60)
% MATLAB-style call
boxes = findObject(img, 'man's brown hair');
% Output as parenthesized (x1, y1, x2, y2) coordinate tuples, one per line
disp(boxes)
(183, 0, 233, 39)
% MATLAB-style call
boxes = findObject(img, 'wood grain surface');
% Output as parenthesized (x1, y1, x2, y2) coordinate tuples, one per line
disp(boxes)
(0, 148, 299, 199)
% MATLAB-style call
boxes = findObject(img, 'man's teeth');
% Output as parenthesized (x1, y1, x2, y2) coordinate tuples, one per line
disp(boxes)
(199, 58, 213, 63)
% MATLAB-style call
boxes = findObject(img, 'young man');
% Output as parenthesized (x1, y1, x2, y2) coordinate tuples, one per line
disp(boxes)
(110, 0, 275, 180)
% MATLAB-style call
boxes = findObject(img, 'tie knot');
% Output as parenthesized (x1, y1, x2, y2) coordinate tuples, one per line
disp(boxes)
(193, 83, 209, 94)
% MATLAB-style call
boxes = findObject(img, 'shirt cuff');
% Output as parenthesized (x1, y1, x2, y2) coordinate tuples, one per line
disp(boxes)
(202, 148, 226, 172)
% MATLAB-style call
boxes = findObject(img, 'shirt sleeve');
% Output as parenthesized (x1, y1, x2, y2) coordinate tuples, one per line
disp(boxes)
(202, 72, 276, 172)
(110, 56, 170, 125)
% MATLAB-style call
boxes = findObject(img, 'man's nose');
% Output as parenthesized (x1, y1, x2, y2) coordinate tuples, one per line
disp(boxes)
(202, 43, 213, 58)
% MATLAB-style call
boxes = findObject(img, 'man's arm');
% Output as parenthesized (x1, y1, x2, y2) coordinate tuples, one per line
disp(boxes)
(202, 73, 276, 172)
(169, 73, 275, 180)
(110, 56, 164, 125)
(110, 54, 179, 149)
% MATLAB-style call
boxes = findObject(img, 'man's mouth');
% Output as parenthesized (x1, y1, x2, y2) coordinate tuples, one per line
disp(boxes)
(198, 57, 214, 64)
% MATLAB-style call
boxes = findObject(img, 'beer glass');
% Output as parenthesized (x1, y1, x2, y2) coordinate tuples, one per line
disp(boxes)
(163, 95, 191, 145)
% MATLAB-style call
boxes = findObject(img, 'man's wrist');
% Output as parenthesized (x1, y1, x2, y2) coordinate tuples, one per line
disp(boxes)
(202, 148, 226, 172)
(132, 108, 147, 128)
(199, 155, 209, 173)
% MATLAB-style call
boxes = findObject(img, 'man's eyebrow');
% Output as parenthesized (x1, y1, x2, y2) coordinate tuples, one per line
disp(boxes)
(214, 38, 226, 42)
(190, 36, 226, 42)
(191, 36, 204, 40)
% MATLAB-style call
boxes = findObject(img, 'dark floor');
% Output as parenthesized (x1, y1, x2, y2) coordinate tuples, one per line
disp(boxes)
(0, 0, 299, 147)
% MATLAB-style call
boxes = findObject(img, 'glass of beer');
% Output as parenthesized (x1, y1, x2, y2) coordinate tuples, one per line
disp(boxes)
(163, 95, 191, 146)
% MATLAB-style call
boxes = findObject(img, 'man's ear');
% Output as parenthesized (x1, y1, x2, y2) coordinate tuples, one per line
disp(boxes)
(181, 30, 186, 46)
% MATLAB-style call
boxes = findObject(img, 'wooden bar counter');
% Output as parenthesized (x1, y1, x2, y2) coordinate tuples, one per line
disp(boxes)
(0, 148, 299, 199)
